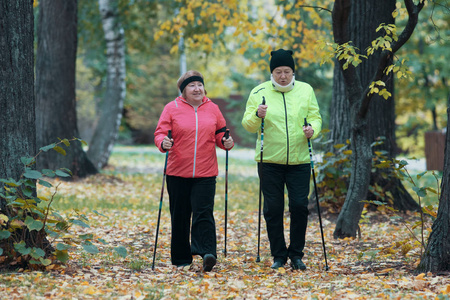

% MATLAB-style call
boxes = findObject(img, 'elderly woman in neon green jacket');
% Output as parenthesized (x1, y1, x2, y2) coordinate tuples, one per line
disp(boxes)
(242, 49, 322, 271)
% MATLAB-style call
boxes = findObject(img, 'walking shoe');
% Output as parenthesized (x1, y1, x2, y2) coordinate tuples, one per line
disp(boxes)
(291, 257, 306, 270)
(203, 254, 216, 272)
(176, 263, 190, 268)
(270, 259, 285, 269)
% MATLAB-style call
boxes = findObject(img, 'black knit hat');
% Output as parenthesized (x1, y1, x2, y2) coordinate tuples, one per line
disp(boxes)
(270, 49, 295, 73)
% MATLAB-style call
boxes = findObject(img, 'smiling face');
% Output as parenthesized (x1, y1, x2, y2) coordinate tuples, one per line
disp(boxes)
(184, 81, 205, 103)
(272, 66, 294, 86)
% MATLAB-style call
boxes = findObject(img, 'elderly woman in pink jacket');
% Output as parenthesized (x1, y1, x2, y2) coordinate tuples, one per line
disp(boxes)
(154, 70, 234, 272)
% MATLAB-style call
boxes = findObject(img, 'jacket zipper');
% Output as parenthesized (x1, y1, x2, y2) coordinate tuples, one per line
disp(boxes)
(282, 93, 289, 165)
(192, 107, 199, 177)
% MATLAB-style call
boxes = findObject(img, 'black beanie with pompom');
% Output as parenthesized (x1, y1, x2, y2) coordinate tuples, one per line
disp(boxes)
(270, 49, 295, 73)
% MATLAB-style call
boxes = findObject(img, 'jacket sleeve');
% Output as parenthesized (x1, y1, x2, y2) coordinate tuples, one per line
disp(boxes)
(242, 89, 263, 133)
(307, 90, 322, 140)
(154, 104, 172, 153)
(215, 107, 234, 151)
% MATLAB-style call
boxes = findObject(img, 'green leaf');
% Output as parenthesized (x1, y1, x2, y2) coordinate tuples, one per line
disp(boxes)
(114, 246, 127, 258)
(56, 250, 69, 263)
(70, 219, 90, 228)
(98, 238, 108, 245)
(22, 187, 33, 198)
(24, 169, 42, 180)
(29, 259, 41, 265)
(24, 216, 44, 231)
(53, 146, 66, 156)
(41, 169, 56, 178)
(60, 168, 72, 175)
(55, 170, 71, 178)
(30, 247, 46, 259)
(38, 179, 53, 188)
(56, 243, 71, 251)
(82, 242, 99, 254)
(79, 233, 94, 240)
(416, 171, 427, 179)
(61, 139, 70, 147)
(0, 178, 21, 187)
(40, 144, 56, 152)
(78, 139, 88, 146)
(412, 186, 427, 198)
(21, 156, 35, 166)
(14, 241, 31, 255)
(93, 210, 107, 218)
(0, 230, 11, 240)
(0, 248, 3, 255)
(40, 258, 52, 266)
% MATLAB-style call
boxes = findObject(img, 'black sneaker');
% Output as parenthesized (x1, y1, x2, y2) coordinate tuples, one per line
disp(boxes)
(203, 254, 216, 272)
(270, 259, 285, 269)
(291, 257, 306, 270)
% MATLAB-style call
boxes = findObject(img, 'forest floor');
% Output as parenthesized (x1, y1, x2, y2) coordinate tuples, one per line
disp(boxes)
(0, 146, 446, 299)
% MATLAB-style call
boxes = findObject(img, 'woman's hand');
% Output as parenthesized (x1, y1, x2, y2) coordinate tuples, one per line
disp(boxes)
(162, 135, 174, 150)
(223, 135, 234, 150)
(257, 104, 268, 118)
(302, 125, 314, 139)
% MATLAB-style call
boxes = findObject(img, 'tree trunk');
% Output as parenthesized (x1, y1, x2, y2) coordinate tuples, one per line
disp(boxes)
(36, 0, 97, 178)
(87, 0, 126, 169)
(334, 102, 373, 238)
(417, 93, 450, 274)
(328, 0, 420, 214)
(332, 0, 424, 238)
(0, 0, 36, 210)
(0, 0, 44, 261)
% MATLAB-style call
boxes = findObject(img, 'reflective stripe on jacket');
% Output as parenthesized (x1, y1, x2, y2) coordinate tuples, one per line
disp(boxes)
(242, 80, 322, 165)
(155, 96, 230, 178)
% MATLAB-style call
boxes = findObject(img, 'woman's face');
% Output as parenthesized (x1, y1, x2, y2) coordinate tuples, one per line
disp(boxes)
(272, 66, 294, 86)
(184, 81, 205, 102)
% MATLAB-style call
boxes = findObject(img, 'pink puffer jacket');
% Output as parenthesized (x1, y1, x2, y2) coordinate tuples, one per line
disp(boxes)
(154, 96, 233, 178)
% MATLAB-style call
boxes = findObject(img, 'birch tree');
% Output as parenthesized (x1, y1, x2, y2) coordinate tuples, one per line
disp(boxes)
(87, 0, 126, 169)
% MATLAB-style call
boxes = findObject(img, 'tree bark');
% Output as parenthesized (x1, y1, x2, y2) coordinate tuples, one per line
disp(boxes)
(36, 0, 97, 178)
(87, 0, 126, 169)
(328, 0, 420, 214)
(332, 0, 424, 238)
(0, 0, 48, 262)
(0, 0, 36, 211)
(417, 93, 450, 274)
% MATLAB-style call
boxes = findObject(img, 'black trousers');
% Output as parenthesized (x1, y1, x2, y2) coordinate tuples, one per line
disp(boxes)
(166, 175, 217, 266)
(258, 163, 310, 262)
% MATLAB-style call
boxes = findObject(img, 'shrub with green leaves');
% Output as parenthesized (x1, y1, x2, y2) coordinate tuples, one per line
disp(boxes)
(0, 138, 127, 270)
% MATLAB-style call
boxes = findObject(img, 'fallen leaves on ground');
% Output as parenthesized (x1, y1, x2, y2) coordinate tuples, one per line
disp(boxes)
(1, 207, 448, 299)
(1, 161, 447, 299)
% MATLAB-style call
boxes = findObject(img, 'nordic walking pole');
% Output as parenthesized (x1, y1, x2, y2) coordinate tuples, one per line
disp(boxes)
(152, 130, 172, 270)
(304, 118, 329, 271)
(223, 129, 230, 257)
(256, 97, 266, 263)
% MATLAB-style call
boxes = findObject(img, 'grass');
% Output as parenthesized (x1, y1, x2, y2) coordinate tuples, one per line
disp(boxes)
(46, 144, 440, 214)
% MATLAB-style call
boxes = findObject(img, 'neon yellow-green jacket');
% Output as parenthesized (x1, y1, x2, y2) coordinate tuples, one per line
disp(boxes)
(242, 80, 322, 165)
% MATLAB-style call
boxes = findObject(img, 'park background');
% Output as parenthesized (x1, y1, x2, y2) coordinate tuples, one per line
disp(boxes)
(1, 0, 450, 299)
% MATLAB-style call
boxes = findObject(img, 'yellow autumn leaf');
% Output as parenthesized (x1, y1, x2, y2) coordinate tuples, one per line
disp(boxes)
(415, 273, 426, 280)
(0, 214, 8, 225)
(84, 286, 99, 295)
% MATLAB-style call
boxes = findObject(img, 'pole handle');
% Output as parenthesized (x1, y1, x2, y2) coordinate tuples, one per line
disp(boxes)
(224, 129, 230, 139)
(262, 96, 266, 105)
(304, 118, 308, 127)
(168, 130, 172, 139)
